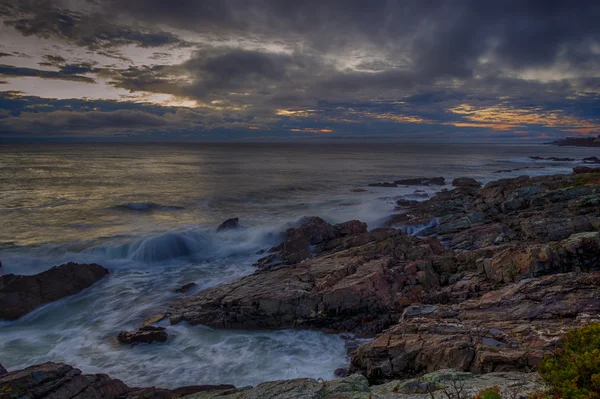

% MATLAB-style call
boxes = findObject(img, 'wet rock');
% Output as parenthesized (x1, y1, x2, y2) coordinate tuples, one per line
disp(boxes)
(452, 177, 481, 188)
(351, 272, 600, 381)
(0, 262, 109, 320)
(334, 368, 349, 378)
(118, 325, 168, 344)
(169, 233, 448, 335)
(174, 282, 197, 293)
(396, 199, 420, 208)
(574, 166, 600, 174)
(216, 217, 240, 231)
(394, 177, 445, 186)
(255, 217, 369, 269)
(351, 188, 367, 192)
(583, 156, 600, 164)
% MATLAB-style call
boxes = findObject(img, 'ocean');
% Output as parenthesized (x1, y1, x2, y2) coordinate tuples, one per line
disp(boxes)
(0, 142, 598, 388)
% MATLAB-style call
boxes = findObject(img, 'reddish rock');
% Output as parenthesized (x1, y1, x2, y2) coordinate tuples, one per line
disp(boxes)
(351, 272, 600, 381)
(168, 233, 448, 335)
(0, 262, 109, 320)
(117, 325, 168, 344)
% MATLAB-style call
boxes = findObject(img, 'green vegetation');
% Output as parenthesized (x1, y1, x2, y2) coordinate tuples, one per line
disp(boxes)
(473, 386, 502, 399)
(537, 323, 600, 398)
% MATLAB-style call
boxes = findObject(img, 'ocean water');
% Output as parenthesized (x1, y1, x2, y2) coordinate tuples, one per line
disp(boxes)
(0, 142, 598, 388)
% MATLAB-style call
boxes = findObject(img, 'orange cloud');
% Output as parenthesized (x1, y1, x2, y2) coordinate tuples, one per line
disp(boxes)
(290, 127, 333, 133)
(448, 104, 600, 134)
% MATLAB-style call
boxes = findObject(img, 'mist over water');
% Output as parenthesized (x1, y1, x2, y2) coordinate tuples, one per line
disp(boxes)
(0, 142, 598, 388)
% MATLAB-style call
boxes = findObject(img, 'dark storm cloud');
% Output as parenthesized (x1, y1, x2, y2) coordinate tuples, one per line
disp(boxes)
(0, 0, 192, 53)
(0, 64, 96, 83)
(1, 0, 600, 139)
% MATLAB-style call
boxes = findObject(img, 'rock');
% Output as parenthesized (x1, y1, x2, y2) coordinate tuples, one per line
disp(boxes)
(351, 188, 367, 192)
(0, 362, 130, 399)
(396, 199, 420, 207)
(216, 217, 240, 231)
(351, 272, 600, 381)
(394, 177, 445, 186)
(141, 314, 166, 326)
(480, 232, 600, 283)
(452, 177, 481, 188)
(334, 368, 349, 378)
(368, 182, 398, 187)
(574, 166, 600, 174)
(183, 370, 542, 398)
(583, 156, 600, 164)
(169, 232, 448, 335)
(0, 362, 233, 399)
(255, 217, 369, 269)
(117, 325, 168, 344)
(0, 364, 6, 376)
(174, 282, 197, 293)
(0, 262, 109, 320)
(335, 220, 368, 237)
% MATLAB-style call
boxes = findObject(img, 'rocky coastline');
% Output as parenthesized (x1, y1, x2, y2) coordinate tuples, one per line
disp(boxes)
(2, 166, 600, 398)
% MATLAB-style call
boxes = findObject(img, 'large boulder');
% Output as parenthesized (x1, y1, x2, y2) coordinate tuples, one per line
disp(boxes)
(168, 233, 449, 335)
(351, 272, 600, 381)
(256, 217, 369, 269)
(0, 262, 109, 320)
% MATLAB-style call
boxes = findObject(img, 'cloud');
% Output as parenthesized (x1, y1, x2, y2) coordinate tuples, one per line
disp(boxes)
(0, 0, 599, 140)
(0, 0, 192, 54)
(0, 64, 96, 83)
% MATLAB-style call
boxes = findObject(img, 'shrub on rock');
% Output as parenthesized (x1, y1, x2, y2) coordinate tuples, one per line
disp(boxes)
(537, 323, 600, 399)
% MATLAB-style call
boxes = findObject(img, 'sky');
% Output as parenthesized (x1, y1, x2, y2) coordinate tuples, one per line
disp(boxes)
(0, 0, 599, 142)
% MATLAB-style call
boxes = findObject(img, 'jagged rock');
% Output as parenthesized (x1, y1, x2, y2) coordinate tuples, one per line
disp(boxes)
(255, 217, 369, 269)
(452, 177, 481, 188)
(0, 262, 109, 320)
(351, 272, 600, 381)
(0, 364, 6, 376)
(184, 370, 542, 398)
(117, 325, 168, 344)
(0, 362, 233, 399)
(0, 362, 130, 399)
(394, 177, 445, 186)
(217, 218, 240, 231)
(174, 282, 197, 293)
(168, 233, 448, 335)
(479, 232, 600, 283)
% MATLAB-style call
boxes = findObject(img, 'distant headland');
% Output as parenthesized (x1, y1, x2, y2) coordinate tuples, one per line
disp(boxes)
(548, 135, 600, 147)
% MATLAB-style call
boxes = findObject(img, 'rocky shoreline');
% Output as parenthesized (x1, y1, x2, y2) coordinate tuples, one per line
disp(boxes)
(2, 167, 600, 397)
